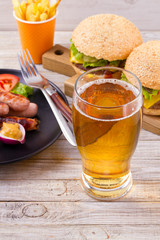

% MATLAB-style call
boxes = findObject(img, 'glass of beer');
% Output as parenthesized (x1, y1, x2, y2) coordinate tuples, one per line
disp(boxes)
(72, 66, 142, 200)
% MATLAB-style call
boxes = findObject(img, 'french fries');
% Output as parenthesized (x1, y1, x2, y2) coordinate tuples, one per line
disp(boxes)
(12, 0, 61, 21)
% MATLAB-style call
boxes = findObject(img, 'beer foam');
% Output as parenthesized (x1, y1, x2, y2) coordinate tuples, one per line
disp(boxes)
(78, 78, 139, 96)
(74, 78, 142, 122)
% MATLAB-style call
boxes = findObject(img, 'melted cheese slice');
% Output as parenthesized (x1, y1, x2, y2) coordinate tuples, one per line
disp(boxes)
(70, 52, 83, 64)
(143, 94, 160, 109)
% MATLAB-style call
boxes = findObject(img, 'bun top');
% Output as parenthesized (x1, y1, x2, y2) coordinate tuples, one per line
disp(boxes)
(125, 41, 160, 90)
(72, 14, 143, 61)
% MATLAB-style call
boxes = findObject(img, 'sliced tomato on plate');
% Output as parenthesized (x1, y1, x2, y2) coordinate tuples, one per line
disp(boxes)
(0, 74, 20, 91)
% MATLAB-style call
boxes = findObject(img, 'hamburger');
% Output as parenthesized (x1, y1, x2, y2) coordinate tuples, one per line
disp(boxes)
(70, 14, 143, 74)
(125, 41, 160, 116)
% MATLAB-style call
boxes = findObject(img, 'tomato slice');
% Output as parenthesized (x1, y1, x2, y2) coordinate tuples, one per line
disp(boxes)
(0, 74, 20, 92)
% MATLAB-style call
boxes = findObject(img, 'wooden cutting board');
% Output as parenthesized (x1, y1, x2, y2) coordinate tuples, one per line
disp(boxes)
(42, 44, 160, 135)
(42, 44, 80, 96)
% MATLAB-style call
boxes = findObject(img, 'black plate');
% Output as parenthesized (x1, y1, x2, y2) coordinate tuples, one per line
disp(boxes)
(0, 69, 68, 164)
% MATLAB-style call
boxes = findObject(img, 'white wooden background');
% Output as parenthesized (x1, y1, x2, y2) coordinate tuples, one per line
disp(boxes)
(0, 1, 160, 240)
(1, 0, 160, 31)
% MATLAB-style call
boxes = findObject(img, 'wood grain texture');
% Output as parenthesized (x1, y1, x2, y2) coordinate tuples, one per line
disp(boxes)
(0, 138, 159, 182)
(0, 201, 159, 225)
(42, 44, 76, 76)
(0, 179, 159, 202)
(1, 0, 160, 31)
(0, 224, 159, 240)
(143, 121, 160, 135)
(1, 30, 160, 69)
(0, 29, 160, 239)
(64, 74, 80, 97)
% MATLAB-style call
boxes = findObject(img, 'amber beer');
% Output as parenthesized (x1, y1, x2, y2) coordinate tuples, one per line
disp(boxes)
(73, 69, 142, 200)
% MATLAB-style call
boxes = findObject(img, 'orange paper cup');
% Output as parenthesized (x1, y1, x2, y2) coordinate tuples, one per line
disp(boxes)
(13, 11, 58, 64)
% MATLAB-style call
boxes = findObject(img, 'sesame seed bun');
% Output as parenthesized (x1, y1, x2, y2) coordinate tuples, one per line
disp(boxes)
(125, 41, 160, 115)
(72, 14, 143, 61)
(125, 41, 160, 90)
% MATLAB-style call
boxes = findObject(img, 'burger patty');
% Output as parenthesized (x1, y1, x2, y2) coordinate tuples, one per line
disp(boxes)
(149, 100, 160, 109)
(74, 63, 97, 71)
(74, 63, 122, 79)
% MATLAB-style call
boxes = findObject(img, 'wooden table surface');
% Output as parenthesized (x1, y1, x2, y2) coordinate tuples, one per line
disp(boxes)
(0, 30, 159, 239)
(1, 0, 160, 236)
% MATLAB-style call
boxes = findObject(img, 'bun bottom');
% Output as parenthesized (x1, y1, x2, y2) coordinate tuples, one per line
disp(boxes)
(143, 107, 160, 116)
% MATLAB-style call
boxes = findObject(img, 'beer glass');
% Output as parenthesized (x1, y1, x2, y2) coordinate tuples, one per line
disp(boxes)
(72, 66, 142, 200)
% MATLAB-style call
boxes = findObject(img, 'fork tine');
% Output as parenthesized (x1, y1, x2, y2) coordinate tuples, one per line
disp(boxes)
(17, 53, 29, 80)
(26, 49, 40, 76)
(23, 50, 35, 76)
(19, 51, 31, 78)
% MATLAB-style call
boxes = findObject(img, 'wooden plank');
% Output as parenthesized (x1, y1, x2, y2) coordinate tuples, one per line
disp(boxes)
(0, 201, 159, 225)
(139, 129, 160, 141)
(2, 0, 160, 31)
(1, 30, 160, 54)
(0, 157, 159, 181)
(58, 129, 160, 141)
(143, 121, 160, 136)
(0, 139, 159, 180)
(1, 30, 160, 69)
(0, 179, 159, 202)
(29, 140, 160, 160)
(0, 26, 160, 239)
(52, 128, 160, 141)
(42, 44, 76, 76)
(0, 224, 159, 240)
(64, 74, 80, 97)
(143, 115, 160, 129)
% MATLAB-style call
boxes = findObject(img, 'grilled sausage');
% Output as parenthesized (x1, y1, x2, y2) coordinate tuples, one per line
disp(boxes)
(0, 116, 40, 131)
(8, 103, 38, 117)
(0, 92, 30, 111)
(0, 102, 9, 116)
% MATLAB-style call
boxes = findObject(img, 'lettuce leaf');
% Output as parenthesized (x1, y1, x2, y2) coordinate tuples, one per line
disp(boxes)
(70, 43, 83, 60)
(109, 60, 121, 67)
(70, 41, 125, 69)
(11, 83, 33, 98)
(121, 73, 160, 100)
(121, 73, 128, 82)
(70, 42, 108, 67)
(142, 87, 159, 100)
(83, 59, 108, 68)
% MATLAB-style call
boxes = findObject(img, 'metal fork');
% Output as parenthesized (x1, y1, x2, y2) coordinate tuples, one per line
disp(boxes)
(18, 50, 76, 146)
